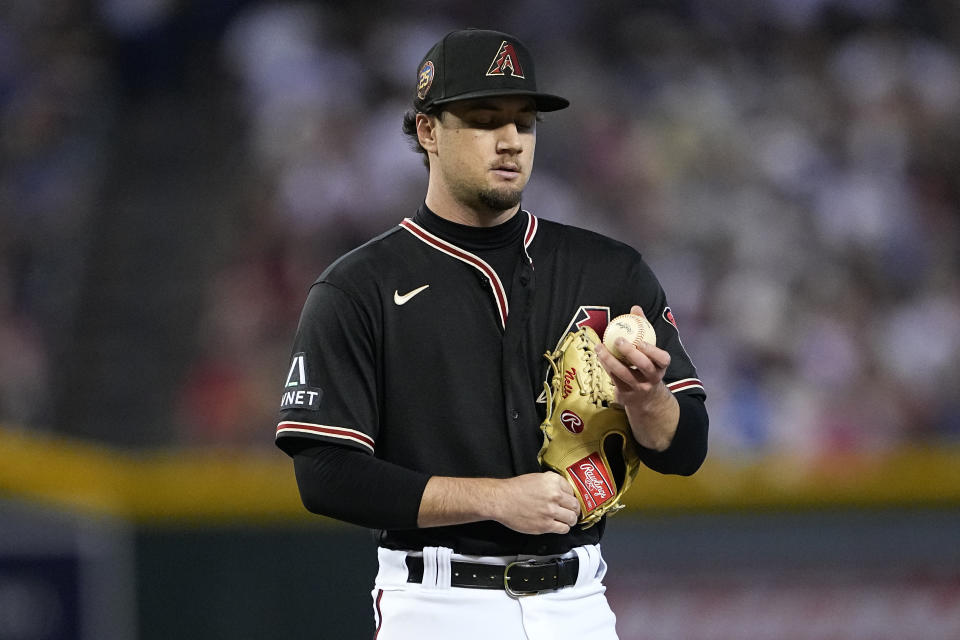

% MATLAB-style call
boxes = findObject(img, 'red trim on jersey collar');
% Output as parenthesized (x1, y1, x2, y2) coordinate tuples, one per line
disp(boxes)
(522, 211, 537, 265)
(399, 211, 538, 329)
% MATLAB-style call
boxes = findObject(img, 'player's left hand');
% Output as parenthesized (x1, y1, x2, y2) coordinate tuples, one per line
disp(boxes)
(595, 306, 679, 451)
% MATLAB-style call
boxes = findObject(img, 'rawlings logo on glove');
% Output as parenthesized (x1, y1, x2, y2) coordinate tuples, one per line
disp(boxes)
(538, 327, 642, 528)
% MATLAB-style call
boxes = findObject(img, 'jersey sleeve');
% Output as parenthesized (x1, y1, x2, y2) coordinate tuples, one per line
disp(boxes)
(634, 259, 706, 400)
(631, 257, 709, 475)
(275, 282, 380, 457)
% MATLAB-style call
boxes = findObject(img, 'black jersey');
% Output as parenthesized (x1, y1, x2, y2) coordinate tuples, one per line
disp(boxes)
(276, 204, 705, 556)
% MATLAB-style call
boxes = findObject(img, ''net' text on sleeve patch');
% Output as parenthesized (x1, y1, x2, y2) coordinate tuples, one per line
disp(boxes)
(280, 387, 323, 410)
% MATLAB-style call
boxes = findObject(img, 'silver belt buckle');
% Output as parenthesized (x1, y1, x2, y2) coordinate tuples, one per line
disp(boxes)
(503, 559, 539, 598)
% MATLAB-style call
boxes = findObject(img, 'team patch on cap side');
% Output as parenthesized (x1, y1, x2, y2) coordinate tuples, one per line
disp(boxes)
(486, 41, 525, 78)
(417, 60, 435, 100)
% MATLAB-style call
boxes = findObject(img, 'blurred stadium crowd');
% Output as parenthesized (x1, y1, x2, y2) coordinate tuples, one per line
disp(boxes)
(2, 0, 959, 458)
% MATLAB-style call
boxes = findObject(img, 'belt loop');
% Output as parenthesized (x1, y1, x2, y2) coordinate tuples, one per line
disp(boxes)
(421, 547, 439, 589)
(377, 547, 411, 587)
(420, 546, 454, 589)
(572, 545, 594, 586)
(436, 546, 453, 589)
(595, 544, 608, 581)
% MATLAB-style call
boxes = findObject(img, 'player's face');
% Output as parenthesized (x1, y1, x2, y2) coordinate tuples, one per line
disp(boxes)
(430, 96, 538, 216)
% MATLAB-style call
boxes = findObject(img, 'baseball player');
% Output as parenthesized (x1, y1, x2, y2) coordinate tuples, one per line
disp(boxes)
(275, 29, 708, 639)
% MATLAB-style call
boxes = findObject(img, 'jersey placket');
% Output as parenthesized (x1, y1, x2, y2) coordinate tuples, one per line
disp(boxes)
(400, 213, 542, 475)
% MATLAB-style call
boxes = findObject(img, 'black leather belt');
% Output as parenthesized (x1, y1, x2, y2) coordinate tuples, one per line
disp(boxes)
(405, 556, 579, 597)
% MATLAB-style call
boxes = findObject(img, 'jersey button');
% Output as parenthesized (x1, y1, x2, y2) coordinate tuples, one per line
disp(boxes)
(511, 410, 519, 420)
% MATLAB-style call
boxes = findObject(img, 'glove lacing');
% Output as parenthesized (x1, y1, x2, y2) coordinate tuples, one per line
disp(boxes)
(574, 330, 617, 409)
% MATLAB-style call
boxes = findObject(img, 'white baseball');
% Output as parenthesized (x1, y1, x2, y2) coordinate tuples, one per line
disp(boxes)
(602, 314, 656, 362)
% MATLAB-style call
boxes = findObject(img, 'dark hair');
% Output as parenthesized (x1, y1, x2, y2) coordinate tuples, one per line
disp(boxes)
(401, 106, 442, 170)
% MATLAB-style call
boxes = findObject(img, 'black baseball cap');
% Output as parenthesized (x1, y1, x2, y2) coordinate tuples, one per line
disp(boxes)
(414, 29, 569, 112)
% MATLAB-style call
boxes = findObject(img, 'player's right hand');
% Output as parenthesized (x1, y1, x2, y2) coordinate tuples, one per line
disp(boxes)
(492, 472, 580, 534)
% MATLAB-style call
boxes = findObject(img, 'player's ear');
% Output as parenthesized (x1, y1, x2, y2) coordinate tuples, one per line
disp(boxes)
(416, 112, 439, 154)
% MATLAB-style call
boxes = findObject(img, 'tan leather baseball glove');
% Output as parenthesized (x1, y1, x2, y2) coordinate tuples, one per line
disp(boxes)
(538, 327, 642, 528)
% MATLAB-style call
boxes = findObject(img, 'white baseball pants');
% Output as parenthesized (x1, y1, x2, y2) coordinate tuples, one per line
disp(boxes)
(371, 544, 619, 639)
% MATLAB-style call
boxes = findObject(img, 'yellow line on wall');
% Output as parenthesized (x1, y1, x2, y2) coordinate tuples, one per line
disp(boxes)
(628, 446, 960, 510)
(1, 425, 958, 523)
(0, 425, 309, 523)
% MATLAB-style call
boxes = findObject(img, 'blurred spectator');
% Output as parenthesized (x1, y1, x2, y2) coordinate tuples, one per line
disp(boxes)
(3, 0, 959, 461)
(0, 1, 113, 429)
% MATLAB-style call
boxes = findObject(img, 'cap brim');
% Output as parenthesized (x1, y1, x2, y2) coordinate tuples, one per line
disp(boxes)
(429, 89, 569, 112)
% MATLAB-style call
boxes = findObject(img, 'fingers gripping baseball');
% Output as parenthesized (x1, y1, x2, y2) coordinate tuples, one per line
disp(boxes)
(493, 472, 580, 535)
(597, 306, 679, 451)
(599, 306, 670, 389)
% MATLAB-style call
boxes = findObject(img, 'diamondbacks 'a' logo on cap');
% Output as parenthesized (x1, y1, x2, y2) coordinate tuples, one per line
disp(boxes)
(417, 60, 435, 100)
(486, 41, 525, 78)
